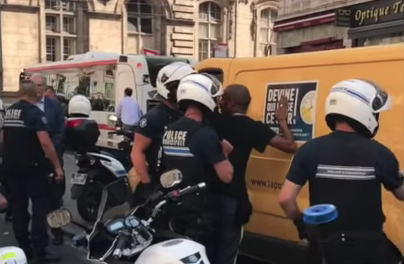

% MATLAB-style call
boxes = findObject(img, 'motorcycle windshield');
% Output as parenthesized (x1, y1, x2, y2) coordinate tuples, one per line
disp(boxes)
(87, 178, 130, 261)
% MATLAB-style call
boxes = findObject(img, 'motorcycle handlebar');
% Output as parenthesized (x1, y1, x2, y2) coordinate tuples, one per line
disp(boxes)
(177, 182, 207, 198)
(146, 182, 207, 225)
(112, 233, 128, 259)
(137, 225, 152, 241)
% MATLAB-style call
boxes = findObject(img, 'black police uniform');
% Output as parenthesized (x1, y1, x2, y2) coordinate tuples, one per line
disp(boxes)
(2, 100, 52, 258)
(161, 117, 226, 261)
(286, 131, 403, 264)
(133, 103, 181, 200)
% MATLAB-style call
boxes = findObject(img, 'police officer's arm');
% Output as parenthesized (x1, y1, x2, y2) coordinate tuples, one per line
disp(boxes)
(191, 128, 233, 183)
(131, 133, 152, 183)
(37, 131, 62, 170)
(28, 111, 62, 172)
(377, 148, 404, 201)
(131, 116, 158, 183)
(278, 146, 310, 220)
(269, 96, 296, 153)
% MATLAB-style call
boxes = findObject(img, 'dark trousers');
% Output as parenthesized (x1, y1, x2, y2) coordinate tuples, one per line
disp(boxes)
(213, 196, 243, 264)
(311, 231, 397, 264)
(7, 166, 50, 250)
(170, 196, 218, 261)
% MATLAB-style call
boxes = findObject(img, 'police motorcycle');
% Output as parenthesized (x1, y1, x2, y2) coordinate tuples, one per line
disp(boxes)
(47, 169, 211, 264)
(0, 246, 28, 264)
(65, 95, 128, 222)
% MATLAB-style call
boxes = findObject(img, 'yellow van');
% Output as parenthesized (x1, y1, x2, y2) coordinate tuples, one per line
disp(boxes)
(196, 44, 404, 263)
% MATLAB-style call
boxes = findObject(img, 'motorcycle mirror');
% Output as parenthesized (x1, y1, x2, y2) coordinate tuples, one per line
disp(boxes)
(160, 169, 183, 189)
(47, 208, 72, 229)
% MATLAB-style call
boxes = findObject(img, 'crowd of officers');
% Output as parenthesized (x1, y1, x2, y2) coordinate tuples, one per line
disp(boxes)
(0, 61, 404, 264)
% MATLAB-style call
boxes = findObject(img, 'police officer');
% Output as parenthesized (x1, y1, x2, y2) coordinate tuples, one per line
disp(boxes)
(131, 62, 195, 201)
(1, 80, 63, 264)
(278, 79, 404, 264)
(161, 73, 234, 262)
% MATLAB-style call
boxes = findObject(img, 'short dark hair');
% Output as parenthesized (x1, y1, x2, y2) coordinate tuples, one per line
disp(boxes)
(46, 86, 55, 93)
(224, 84, 251, 113)
(19, 80, 37, 98)
(124, 88, 133, 96)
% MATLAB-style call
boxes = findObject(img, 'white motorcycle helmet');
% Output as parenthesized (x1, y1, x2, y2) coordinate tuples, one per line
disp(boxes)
(156, 62, 196, 100)
(177, 73, 223, 112)
(68, 94, 91, 117)
(0, 247, 27, 264)
(325, 78, 391, 138)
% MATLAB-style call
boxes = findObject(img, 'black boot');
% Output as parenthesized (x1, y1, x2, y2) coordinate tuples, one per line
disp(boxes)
(33, 248, 61, 264)
(51, 228, 64, 246)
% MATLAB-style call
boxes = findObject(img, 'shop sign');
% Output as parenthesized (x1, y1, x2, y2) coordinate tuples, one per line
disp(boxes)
(335, 0, 404, 27)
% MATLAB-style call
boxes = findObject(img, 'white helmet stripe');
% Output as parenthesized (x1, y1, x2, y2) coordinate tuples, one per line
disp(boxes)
(181, 80, 209, 92)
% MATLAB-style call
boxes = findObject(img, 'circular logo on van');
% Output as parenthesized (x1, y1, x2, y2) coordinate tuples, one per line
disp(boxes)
(162, 239, 184, 247)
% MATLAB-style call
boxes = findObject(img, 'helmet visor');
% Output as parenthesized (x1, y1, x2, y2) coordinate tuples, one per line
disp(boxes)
(357, 78, 391, 113)
(371, 85, 391, 113)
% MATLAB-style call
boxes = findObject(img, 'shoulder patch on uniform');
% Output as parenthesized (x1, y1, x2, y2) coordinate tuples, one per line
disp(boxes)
(139, 118, 147, 128)
(41, 116, 48, 124)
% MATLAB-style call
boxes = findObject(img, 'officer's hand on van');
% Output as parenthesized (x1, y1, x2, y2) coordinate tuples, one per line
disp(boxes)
(221, 139, 233, 156)
(275, 96, 288, 122)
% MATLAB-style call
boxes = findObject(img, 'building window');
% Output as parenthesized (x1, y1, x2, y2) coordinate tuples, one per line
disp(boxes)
(198, 2, 222, 61)
(46, 15, 59, 33)
(63, 38, 76, 60)
(127, 0, 153, 34)
(259, 8, 277, 56)
(63, 16, 76, 34)
(46, 37, 58, 62)
(45, 0, 77, 62)
(45, 0, 59, 10)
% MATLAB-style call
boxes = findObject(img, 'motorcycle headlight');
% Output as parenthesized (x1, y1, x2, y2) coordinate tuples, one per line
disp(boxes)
(180, 252, 202, 263)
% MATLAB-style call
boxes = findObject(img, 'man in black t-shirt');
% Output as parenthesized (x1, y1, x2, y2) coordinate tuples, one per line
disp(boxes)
(278, 79, 404, 264)
(209, 84, 296, 264)
(131, 62, 195, 204)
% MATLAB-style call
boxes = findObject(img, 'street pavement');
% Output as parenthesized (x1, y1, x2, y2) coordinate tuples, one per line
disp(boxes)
(0, 217, 91, 264)
(0, 153, 263, 264)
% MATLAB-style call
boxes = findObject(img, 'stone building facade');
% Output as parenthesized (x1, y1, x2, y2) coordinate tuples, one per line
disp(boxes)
(273, 0, 404, 54)
(0, 0, 281, 92)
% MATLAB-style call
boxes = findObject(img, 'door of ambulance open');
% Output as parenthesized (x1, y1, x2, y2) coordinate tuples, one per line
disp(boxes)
(24, 58, 124, 149)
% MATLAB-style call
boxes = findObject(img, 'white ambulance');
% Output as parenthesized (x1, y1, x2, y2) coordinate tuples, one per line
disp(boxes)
(23, 52, 197, 149)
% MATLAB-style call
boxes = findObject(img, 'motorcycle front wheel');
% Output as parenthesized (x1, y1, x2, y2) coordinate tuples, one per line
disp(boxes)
(77, 182, 104, 222)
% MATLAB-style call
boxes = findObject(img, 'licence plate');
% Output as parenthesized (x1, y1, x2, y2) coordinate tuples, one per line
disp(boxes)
(71, 173, 87, 185)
